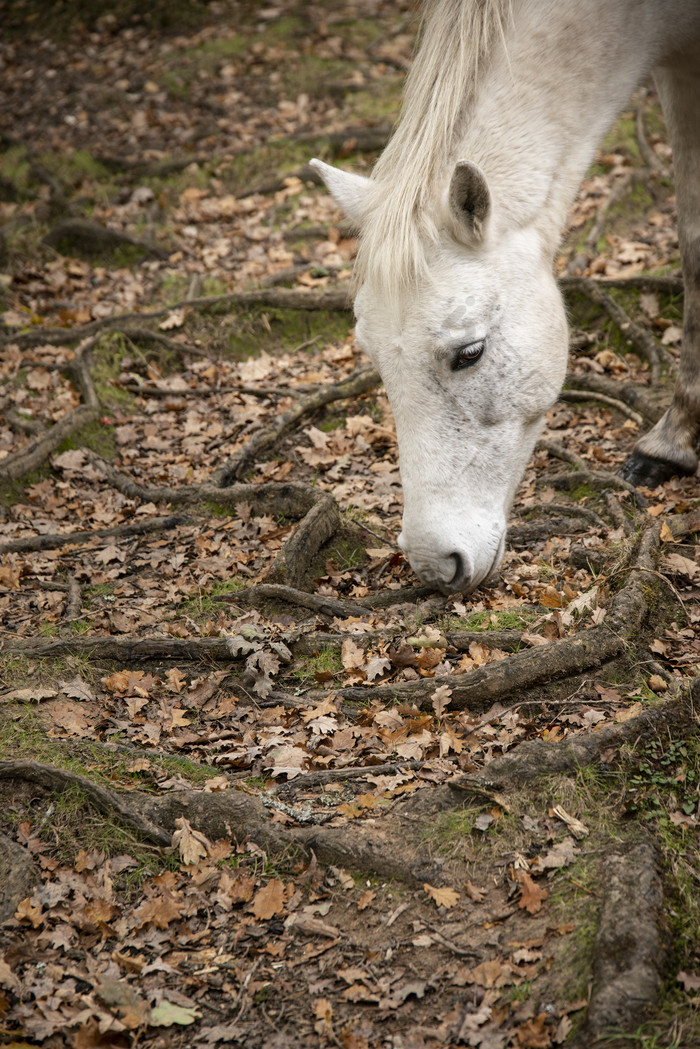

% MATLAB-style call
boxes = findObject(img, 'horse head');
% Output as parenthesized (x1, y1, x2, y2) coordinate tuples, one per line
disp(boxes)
(311, 158, 569, 594)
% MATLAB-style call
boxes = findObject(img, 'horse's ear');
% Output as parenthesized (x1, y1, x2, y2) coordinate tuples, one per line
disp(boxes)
(448, 161, 491, 244)
(309, 159, 371, 229)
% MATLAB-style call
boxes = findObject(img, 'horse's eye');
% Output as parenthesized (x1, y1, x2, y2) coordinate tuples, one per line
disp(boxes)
(451, 340, 485, 371)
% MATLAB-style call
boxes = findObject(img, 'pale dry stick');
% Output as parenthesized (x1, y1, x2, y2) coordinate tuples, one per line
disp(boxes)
(558, 388, 644, 426)
(215, 364, 381, 485)
(562, 371, 660, 424)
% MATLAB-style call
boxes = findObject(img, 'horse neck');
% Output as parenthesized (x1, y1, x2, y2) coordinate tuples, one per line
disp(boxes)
(455, 0, 688, 254)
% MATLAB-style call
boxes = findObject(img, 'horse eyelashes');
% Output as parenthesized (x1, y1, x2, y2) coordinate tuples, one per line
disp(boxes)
(451, 340, 485, 371)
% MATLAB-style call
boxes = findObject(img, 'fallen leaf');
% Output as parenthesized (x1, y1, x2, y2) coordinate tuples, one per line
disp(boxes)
(516, 871, 548, 915)
(251, 879, 286, 920)
(423, 883, 459, 909)
(172, 817, 211, 865)
(432, 683, 452, 716)
(530, 837, 576, 873)
(149, 1000, 199, 1026)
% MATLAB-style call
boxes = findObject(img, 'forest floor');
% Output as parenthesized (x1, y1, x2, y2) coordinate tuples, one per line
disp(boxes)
(0, 1, 699, 1047)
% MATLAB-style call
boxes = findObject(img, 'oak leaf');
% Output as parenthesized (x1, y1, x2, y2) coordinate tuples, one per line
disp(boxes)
(172, 817, 211, 865)
(251, 878, 286, 920)
(423, 883, 459, 909)
(516, 871, 548, 915)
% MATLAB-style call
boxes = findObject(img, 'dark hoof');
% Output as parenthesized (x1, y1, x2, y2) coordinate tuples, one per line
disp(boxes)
(619, 451, 694, 488)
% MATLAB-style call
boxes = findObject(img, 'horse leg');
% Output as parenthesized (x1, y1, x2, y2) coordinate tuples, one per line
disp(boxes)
(621, 60, 700, 488)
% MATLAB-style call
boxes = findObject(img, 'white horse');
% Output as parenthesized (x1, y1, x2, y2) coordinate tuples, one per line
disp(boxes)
(311, 0, 700, 594)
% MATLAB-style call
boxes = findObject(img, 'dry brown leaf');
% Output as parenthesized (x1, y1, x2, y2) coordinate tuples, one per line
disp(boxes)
(251, 879, 287, 920)
(172, 817, 211, 865)
(469, 958, 507, 988)
(432, 683, 452, 716)
(516, 870, 548, 915)
(423, 883, 459, 909)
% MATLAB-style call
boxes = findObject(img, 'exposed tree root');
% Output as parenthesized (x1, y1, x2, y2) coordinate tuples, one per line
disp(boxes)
(563, 371, 661, 423)
(84, 455, 342, 589)
(0, 404, 99, 482)
(535, 439, 641, 499)
(574, 834, 667, 1047)
(558, 388, 645, 426)
(0, 760, 172, 846)
(0, 514, 189, 555)
(507, 517, 596, 547)
(1, 286, 352, 350)
(450, 689, 696, 791)
(215, 365, 380, 485)
(234, 583, 373, 619)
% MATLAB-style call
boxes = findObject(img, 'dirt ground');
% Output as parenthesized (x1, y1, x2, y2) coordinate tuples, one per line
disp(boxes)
(0, 2, 699, 1047)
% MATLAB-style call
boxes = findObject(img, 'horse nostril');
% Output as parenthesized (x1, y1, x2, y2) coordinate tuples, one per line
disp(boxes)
(448, 551, 467, 590)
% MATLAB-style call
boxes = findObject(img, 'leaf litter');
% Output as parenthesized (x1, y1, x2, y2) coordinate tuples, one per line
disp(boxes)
(0, 1, 699, 1047)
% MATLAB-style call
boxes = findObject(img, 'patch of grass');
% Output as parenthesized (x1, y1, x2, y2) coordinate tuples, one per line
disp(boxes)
(291, 645, 343, 685)
(178, 577, 246, 621)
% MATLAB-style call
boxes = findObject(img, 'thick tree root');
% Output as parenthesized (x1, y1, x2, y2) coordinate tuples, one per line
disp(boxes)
(0, 514, 189, 555)
(574, 834, 667, 1048)
(0, 760, 171, 846)
(1, 286, 353, 350)
(449, 690, 696, 791)
(84, 456, 342, 589)
(0, 404, 99, 482)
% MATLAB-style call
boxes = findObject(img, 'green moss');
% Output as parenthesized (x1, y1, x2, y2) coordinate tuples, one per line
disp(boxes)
(58, 417, 116, 459)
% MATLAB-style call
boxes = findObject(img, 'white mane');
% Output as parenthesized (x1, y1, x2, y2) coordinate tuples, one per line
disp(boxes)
(353, 0, 511, 304)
